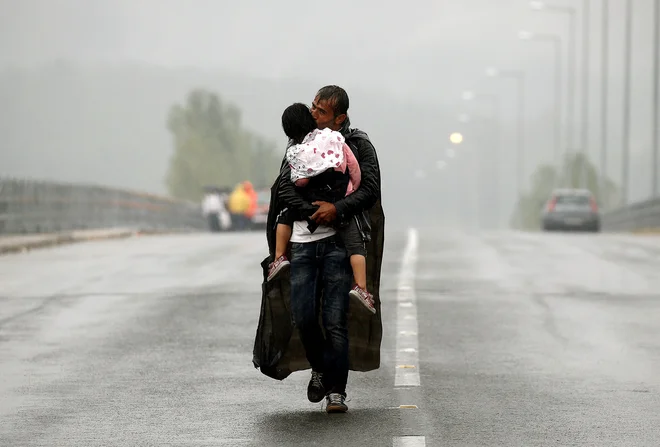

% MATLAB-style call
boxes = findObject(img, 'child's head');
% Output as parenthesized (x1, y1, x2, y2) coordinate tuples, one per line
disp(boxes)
(282, 103, 317, 144)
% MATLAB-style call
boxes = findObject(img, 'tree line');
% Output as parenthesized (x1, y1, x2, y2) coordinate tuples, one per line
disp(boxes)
(165, 89, 281, 201)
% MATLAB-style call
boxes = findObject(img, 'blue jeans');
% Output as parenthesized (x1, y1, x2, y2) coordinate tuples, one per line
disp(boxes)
(290, 237, 352, 395)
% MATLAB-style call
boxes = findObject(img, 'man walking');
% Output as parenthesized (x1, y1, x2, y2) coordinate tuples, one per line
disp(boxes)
(276, 86, 383, 413)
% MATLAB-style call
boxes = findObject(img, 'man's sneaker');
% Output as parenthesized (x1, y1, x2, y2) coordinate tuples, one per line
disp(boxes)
(307, 371, 325, 403)
(349, 285, 376, 314)
(267, 255, 290, 281)
(325, 393, 348, 413)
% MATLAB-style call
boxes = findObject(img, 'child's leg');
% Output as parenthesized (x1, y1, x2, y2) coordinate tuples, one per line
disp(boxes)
(340, 218, 369, 291)
(275, 223, 292, 259)
(343, 222, 375, 314)
(350, 254, 367, 290)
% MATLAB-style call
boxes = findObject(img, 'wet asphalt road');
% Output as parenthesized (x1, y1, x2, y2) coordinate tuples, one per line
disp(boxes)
(1, 229, 659, 446)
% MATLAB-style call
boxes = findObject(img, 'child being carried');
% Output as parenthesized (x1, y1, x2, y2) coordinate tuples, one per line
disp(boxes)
(267, 103, 375, 314)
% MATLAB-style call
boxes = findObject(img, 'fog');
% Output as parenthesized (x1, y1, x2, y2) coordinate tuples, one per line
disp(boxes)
(1, 0, 659, 230)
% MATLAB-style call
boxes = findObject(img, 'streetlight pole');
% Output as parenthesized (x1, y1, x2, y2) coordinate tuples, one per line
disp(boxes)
(530, 1, 578, 163)
(486, 68, 526, 197)
(653, 0, 660, 198)
(621, 0, 633, 205)
(580, 0, 590, 189)
(446, 132, 464, 226)
(600, 0, 609, 205)
(569, 8, 578, 157)
(462, 91, 502, 229)
(519, 31, 563, 173)
(454, 115, 482, 230)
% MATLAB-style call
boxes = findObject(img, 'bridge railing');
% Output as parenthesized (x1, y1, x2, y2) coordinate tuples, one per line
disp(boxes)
(601, 197, 660, 232)
(0, 178, 206, 234)
(4, 177, 658, 235)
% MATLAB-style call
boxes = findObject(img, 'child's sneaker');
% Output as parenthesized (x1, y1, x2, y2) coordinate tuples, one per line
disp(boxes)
(349, 285, 376, 314)
(267, 255, 290, 281)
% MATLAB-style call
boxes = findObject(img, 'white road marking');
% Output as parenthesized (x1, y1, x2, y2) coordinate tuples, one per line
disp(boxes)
(393, 229, 425, 446)
(393, 436, 426, 447)
(395, 228, 420, 389)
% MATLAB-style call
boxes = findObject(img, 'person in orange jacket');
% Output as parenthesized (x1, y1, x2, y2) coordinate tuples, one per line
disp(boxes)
(243, 181, 258, 221)
(228, 182, 250, 230)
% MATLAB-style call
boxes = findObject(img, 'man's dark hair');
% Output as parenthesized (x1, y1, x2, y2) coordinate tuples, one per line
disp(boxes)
(281, 103, 317, 144)
(316, 85, 349, 116)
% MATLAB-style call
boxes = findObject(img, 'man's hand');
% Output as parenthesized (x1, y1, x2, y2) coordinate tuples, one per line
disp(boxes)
(311, 201, 337, 224)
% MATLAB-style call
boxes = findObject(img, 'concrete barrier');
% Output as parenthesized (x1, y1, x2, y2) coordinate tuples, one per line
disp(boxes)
(0, 228, 139, 255)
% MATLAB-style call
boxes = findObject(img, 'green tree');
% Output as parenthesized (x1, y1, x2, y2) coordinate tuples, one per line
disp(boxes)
(510, 152, 620, 230)
(165, 89, 281, 200)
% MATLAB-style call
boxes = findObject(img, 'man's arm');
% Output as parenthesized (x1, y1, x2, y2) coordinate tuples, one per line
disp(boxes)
(278, 163, 317, 215)
(333, 138, 380, 220)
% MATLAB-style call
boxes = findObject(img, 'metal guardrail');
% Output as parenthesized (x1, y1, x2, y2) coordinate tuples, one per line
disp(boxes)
(3, 178, 657, 235)
(602, 197, 660, 232)
(0, 178, 206, 234)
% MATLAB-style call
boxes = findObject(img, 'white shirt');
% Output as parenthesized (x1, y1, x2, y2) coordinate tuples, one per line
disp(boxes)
(202, 193, 221, 215)
(289, 220, 336, 243)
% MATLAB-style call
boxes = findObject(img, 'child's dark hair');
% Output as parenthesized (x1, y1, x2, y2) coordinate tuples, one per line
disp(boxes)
(282, 103, 317, 144)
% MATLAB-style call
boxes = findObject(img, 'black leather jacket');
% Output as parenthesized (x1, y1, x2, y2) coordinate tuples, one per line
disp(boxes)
(274, 119, 380, 245)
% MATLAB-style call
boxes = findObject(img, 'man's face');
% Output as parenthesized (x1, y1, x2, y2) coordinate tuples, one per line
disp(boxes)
(310, 96, 345, 131)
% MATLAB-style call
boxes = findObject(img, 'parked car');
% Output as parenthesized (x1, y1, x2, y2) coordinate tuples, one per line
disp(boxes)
(541, 188, 601, 232)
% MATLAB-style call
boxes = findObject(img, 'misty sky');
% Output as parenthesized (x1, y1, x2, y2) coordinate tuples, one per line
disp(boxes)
(3, 0, 656, 93)
(2, 0, 660, 209)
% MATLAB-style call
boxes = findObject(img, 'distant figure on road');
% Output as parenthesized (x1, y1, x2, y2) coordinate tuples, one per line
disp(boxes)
(242, 181, 258, 226)
(254, 85, 385, 414)
(228, 183, 251, 231)
(202, 186, 231, 232)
